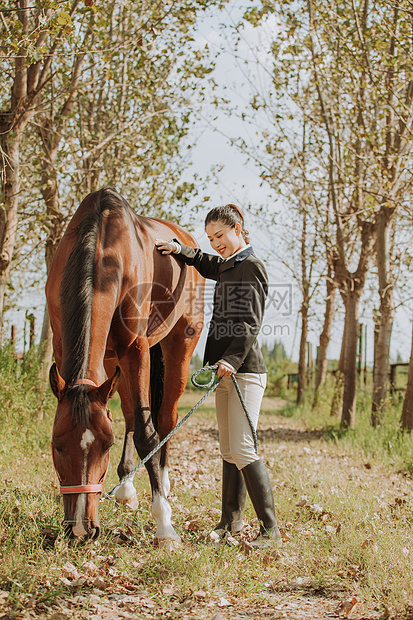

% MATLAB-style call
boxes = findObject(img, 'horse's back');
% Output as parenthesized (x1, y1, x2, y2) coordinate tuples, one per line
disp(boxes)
(47, 188, 203, 354)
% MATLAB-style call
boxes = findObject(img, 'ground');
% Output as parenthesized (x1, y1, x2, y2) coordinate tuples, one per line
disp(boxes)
(1, 391, 412, 620)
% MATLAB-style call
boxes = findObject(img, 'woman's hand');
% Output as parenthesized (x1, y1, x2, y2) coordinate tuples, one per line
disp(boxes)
(215, 362, 234, 377)
(155, 239, 178, 255)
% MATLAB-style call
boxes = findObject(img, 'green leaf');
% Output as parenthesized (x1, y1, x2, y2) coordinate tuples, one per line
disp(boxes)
(56, 11, 72, 26)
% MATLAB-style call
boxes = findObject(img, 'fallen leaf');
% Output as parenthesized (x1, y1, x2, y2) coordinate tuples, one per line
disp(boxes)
(184, 519, 201, 532)
(262, 549, 280, 566)
(336, 596, 358, 616)
(225, 534, 239, 547)
(217, 597, 231, 607)
(361, 539, 374, 549)
(112, 526, 134, 545)
(194, 589, 206, 598)
(59, 577, 72, 586)
(82, 560, 98, 575)
(62, 561, 80, 580)
(71, 577, 87, 587)
(25, 595, 36, 608)
(93, 576, 108, 590)
(395, 496, 407, 506)
(240, 539, 253, 555)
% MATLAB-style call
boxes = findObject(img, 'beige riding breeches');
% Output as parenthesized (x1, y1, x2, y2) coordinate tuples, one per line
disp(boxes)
(215, 372, 267, 470)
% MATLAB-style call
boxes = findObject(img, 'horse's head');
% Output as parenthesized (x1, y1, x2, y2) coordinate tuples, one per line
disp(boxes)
(49, 363, 121, 540)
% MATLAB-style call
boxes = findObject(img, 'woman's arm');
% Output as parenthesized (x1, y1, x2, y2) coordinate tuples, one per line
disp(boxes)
(155, 238, 222, 281)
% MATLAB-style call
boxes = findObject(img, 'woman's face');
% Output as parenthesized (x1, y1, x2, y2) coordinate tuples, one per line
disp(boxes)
(205, 220, 246, 259)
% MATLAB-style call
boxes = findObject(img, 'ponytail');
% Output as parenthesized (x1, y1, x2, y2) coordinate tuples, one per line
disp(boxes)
(205, 204, 250, 243)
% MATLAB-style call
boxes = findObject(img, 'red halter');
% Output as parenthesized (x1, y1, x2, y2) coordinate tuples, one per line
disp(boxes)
(51, 441, 110, 495)
(51, 377, 110, 495)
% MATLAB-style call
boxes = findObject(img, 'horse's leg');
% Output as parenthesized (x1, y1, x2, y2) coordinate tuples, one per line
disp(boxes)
(104, 357, 138, 510)
(119, 340, 179, 541)
(157, 316, 200, 500)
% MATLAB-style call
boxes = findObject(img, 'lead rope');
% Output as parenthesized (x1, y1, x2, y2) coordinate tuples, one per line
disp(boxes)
(101, 365, 258, 502)
(191, 365, 258, 454)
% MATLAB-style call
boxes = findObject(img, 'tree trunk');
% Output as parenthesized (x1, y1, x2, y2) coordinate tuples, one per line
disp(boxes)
(371, 209, 394, 425)
(401, 321, 413, 432)
(330, 319, 346, 417)
(38, 229, 61, 376)
(39, 304, 54, 379)
(313, 272, 336, 408)
(341, 290, 361, 429)
(38, 220, 63, 376)
(0, 131, 23, 342)
(297, 301, 308, 405)
(37, 120, 65, 375)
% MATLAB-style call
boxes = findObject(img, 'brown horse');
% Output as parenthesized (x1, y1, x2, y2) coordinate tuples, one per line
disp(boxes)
(46, 187, 204, 540)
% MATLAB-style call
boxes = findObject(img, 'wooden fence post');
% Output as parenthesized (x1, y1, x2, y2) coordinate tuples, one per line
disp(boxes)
(25, 312, 36, 352)
(10, 325, 16, 346)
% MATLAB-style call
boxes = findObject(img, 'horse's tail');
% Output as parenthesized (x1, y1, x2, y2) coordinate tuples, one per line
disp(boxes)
(150, 343, 164, 432)
(60, 189, 104, 386)
(60, 187, 126, 426)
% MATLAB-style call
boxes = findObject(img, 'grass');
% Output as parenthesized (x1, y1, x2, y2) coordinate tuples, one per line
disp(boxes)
(1, 352, 413, 618)
(278, 376, 413, 472)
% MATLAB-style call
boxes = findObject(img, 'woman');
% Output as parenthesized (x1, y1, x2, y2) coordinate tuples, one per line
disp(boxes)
(155, 204, 281, 549)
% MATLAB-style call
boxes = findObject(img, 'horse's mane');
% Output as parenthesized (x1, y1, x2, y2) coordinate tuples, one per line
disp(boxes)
(60, 186, 127, 426)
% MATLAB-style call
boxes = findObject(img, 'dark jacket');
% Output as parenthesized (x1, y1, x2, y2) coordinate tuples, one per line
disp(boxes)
(174, 242, 268, 373)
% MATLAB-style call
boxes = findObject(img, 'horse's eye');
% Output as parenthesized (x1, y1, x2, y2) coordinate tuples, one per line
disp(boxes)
(54, 446, 63, 454)
(103, 437, 114, 452)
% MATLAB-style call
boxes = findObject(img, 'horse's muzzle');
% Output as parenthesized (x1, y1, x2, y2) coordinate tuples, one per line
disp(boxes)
(64, 520, 101, 541)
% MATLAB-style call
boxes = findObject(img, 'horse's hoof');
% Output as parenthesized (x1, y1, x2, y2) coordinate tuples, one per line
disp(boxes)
(155, 537, 182, 551)
(155, 527, 181, 542)
(115, 493, 138, 510)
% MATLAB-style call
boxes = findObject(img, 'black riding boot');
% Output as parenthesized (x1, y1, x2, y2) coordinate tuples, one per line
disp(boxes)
(241, 459, 282, 548)
(212, 460, 246, 539)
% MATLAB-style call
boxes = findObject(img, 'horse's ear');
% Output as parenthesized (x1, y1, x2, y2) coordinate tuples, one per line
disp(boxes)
(98, 366, 121, 405)
(49, 363, 66, 400)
